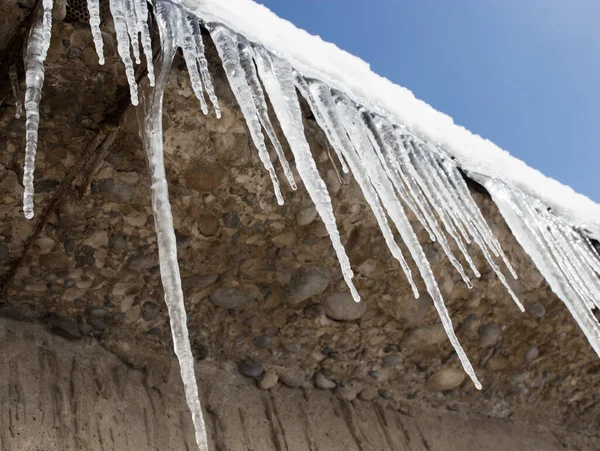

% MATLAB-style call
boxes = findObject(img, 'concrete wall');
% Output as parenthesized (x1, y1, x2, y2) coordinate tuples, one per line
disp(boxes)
(0, 317, 595, 451)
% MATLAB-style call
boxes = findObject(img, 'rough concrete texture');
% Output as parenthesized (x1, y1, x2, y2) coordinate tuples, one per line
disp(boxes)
(0, 317, 597, 451)
(0, 2, 599, 450)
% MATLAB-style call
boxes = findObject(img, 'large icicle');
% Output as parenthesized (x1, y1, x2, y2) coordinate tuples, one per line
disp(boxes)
(333, 91, 481, 389)
(22, 0, 54, 220)
(86, 0, 104, 65)
(295, 77, 419, 298)
(137, 3, 208, 450)
(485, 179, 600, 358)
(251, 46, 360, 302)
(207, 23, 285, 205)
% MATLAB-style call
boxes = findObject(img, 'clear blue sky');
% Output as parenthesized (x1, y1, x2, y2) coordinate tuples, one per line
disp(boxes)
(256, 0, 600, 202)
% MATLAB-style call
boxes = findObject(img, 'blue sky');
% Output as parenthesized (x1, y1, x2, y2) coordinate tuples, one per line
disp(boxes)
(256, 0, 600, 202)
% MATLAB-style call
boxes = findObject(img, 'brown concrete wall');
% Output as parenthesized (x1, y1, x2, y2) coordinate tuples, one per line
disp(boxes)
(0, 317, 596, 451)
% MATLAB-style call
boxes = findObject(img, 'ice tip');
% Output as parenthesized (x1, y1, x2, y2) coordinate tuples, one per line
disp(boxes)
(24, 209, 34, 220)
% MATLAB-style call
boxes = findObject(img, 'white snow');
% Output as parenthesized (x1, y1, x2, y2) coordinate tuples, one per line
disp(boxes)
(180, 0, 600, 238)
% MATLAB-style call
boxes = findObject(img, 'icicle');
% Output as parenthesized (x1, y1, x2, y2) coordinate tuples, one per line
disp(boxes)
(236, 40, 295, 190)
(296, 78, 419, 298)
(486, 180, 600, 358)
(86, 0, 105, 65)
(134, 0, 155, 86)
(382, 125, 476, 278)
(333, 91, 481, 388)
(442, 159, 518, 280)
(123, 0, 141, 64)
(372, 119, 440, 243)
(22, 0, 54, 220)
(173, 4, 209, 114)
(138, 2, 208, 450)
(428, 155, 523, 310)
(251, 48, 360, 302)
(395, 138, 475, 288)
(188, 16, 220, 117)
(207, 23, 284, 205)
(361, 113, 435, 241)
(9, 65, 22, 119)
(293, 72, 350, 174)
(408, 144, 477, 287)
(109, 0, 138, 105)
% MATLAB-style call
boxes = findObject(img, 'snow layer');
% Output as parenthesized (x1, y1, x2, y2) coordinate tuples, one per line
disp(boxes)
(180, 0, 600, 238)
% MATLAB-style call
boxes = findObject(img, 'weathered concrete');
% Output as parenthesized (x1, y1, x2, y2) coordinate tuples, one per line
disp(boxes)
(0, 317, 596, 451)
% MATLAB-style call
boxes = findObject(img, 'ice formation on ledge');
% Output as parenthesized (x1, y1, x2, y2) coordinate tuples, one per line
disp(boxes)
(485, 179, 600, 357)
(18, 0, 600, 449)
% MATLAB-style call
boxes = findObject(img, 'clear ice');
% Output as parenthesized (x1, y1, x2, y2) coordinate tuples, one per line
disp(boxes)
(86, 0, 104, 65)
(137, 2, 210, 449)
(15, 0, 600, 447)
(22, 0, 54, 219)
(9, 65, 22, 119)
(486, 180, 600, 357)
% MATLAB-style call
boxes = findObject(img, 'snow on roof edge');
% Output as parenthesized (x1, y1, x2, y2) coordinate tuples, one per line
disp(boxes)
(182, 0, 600, 236)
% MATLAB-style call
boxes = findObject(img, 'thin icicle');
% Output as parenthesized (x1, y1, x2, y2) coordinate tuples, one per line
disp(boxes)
(296, 77, 419, 298)
(362, 112, 435, 242)
(9, 65, 22, 119)
(400, 140, 475, 288)
(443, 159, 518, 280)
(109, 0, 138, 105)
(252, 48, 360, 302)
(86, 0, 105, 65)
(174, 4, 208, 114)
(238, 41, 296, 190)
(134, 0, 155, 85)
(207, 23, 284, 204)
(372, 118, 439, 243)
(293, 72, 350, 174)
(22, 0, 54, 220)
(387, 129, 473, 269)
(188, 16, 220, 117)
(426, 155, 522, 310)
(334, 91, 481, 389)
(138, 3, 208, 450)
(123, 0, 141, 64)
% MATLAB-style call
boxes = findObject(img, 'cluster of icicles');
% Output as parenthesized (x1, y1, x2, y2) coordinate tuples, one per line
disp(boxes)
(17, 0, 600, 450)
